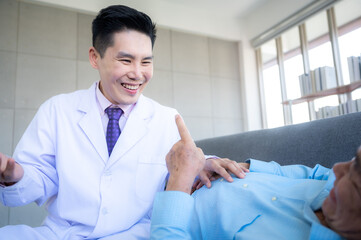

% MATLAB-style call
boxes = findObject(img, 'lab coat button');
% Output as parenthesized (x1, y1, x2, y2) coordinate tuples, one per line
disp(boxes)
(243, 184, 248, 188)
(271, 196, 277, 201)
(104, 170, 111, 176)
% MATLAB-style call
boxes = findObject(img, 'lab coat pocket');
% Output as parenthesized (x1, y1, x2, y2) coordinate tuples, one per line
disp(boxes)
(135, 155, 168, 202)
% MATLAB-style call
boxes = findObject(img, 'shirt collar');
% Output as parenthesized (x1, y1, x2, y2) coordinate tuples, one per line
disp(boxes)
(95, 81, 135, 118)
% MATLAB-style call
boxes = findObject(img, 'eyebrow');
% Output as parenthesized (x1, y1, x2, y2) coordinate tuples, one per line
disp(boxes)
(116, 51, 153, 60)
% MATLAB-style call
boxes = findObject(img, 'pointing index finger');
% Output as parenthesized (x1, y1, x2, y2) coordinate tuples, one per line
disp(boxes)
(175, 115, 195, 145)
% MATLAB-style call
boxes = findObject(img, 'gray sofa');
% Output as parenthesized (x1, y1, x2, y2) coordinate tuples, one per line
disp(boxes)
(196, 112, 361, 168)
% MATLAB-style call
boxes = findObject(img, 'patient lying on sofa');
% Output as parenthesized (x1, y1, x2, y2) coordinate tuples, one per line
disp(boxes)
(150, 116, 361, 240)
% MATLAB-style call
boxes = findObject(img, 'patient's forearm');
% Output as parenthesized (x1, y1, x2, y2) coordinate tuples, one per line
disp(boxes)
(165, 174, 195, 194)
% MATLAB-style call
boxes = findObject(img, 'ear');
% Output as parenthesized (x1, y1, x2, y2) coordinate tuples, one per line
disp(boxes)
(89, 47, 100, 69)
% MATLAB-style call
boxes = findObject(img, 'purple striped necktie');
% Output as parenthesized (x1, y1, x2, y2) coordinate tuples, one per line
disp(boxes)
(105, 107, 123, 156)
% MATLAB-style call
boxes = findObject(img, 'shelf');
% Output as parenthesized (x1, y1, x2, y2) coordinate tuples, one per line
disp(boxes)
(282, 80, 361, 105)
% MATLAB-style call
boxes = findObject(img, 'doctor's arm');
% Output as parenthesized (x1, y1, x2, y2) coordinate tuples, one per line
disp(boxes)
(1, 100, 59, 207)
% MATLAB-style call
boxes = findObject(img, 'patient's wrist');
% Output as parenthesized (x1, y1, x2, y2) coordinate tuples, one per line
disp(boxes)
(166, 175, 195, 194)
(238, 162, 250, 169)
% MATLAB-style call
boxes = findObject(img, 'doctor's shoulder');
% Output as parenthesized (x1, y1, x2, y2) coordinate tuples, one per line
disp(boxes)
(35, 89, 90, 117)
(141, 95, 179, 120)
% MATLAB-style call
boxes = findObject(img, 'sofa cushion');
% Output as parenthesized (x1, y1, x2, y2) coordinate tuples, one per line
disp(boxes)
(196, 112, 361, 168)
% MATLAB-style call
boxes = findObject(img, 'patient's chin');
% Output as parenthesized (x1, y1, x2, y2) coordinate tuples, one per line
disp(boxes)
(321, 198, 335, 224)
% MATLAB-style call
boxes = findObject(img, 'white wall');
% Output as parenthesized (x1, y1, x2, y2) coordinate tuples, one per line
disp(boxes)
(25, 0, 245, 41)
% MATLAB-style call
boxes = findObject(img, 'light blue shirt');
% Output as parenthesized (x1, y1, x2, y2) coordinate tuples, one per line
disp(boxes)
(150, 160, 343, 240)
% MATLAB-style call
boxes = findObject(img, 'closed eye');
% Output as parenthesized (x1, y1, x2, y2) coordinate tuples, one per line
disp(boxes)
(120, 59, 131, 64)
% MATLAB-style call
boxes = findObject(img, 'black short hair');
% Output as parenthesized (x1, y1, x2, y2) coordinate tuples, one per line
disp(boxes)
(92, 5, 157, 58)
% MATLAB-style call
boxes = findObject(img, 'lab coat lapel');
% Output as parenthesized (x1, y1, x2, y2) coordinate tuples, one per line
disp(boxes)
(107, 95, 153, 166)
(78, 84, 108, 163)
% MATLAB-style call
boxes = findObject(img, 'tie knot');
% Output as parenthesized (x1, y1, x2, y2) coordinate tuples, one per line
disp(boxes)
(105, 107, 123, 120)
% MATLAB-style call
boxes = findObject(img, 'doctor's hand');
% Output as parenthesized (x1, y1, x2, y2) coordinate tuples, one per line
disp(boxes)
(165, 115, 206, 194)
(0, 152, 24, 186)
(193, 158, 250, 191)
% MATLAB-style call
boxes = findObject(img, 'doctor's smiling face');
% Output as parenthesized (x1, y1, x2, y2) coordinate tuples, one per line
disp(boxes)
(322, 147, 361, 239)
(89, 30, 153, 106)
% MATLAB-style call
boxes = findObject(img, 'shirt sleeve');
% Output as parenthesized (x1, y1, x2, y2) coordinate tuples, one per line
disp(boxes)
(247, 159, 331, 180)
(151, 191, 194, 240)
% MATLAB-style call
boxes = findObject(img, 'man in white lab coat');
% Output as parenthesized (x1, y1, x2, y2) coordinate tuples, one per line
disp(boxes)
(0, 5, 247, 240)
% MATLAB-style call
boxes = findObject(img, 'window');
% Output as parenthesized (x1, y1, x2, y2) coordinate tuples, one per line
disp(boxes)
(257, 0, 361, 128)
(261, 40, 284, 128)
(335, 0, 361, 98)
(281, 27, 309, 124)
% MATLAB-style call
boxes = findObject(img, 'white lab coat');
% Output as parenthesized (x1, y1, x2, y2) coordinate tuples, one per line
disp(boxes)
(0, 83, 180, 239)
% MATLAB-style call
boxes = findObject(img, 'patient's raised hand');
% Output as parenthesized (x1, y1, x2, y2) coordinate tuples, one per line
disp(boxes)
(165, 115, 205, 194)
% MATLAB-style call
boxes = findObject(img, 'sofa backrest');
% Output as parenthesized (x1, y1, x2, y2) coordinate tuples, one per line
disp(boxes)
(196, 112, 361, 168)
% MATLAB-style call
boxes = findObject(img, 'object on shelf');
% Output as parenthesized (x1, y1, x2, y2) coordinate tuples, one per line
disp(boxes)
(298, 66, 337, 96)
(315, 98, 361, 120)
(347, 55, 361, 83)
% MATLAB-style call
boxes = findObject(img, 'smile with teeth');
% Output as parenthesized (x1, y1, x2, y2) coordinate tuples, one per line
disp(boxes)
(121, 83, 140, 90)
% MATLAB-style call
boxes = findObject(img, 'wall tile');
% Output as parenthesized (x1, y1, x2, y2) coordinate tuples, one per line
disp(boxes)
(153, 28, 172, 71)
(0, 0, 18, 52)
(16, 54, 76, 109)
(211, 77, 242, 118)
(13, 109, 36, 149)
(171, 31, 209, 75)
(0, 205, 9, 227)
(209, 39, 240, 79)
(77, 60, 99, 90)
(9, 203, 47, 227)
(0, 109, 14, 156)
(213, 118, 243, 138)
(0, 51, 16, 108)
(183, 116, 214, 141)
(173, 72, 212, 117)
(77, 13, 94, 61)
(143, 70, 174, 107)
(18, 2, 77, 59)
